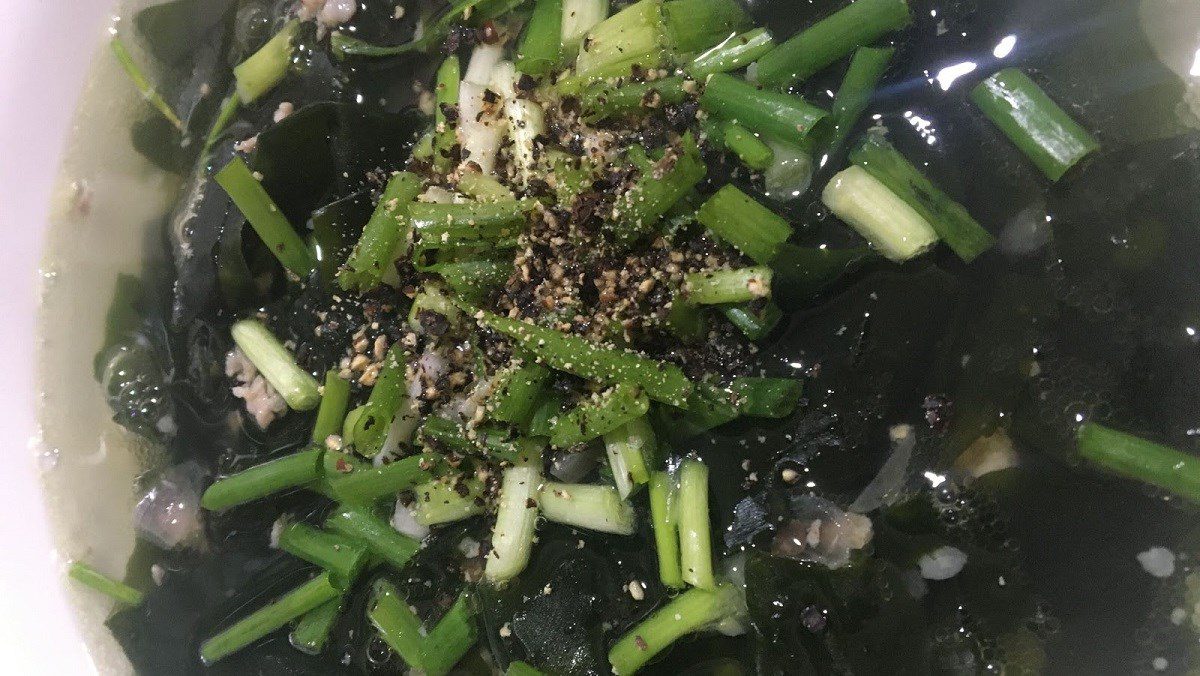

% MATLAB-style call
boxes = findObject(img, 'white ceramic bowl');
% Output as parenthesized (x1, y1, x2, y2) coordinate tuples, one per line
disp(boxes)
(2, 1, 1199, 674)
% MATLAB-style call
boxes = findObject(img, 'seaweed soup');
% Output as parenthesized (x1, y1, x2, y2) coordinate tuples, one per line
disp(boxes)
(93, 0, 1200, 673)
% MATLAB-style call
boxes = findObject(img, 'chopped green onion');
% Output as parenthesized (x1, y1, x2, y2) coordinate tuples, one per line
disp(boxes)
(1077, 423, 1200, 504)
(687, 27, 774, 79)
(409, 283, 464, 330)
(368, 582, 477, 676)
(458, 170, 516, 202)
(755, 0, 911, 89)
(822, 46, 894, 158)
(201, 448, 322, 511)
(326, 453, 441, 504)
(700, 73, 829, 144)
(603, 416, 655, 498)
(417, 416, 535, 464)
(551, 382, 651, 448)
(822, 165, 939, 262)
(434, 56, 461, 172)
(528, 392, 567, 438)
(325, 504, 421, 571)
(348, 344, 408, 457)
(648, 471, 683, 588)
(731, 377, 802, 418)
(608, 583, 741, 674)
(685, 266, 773, 305)
(579, 77, 688, 123)
(610, 135, 706, 244)
(654, 381, 741, 440)
(233, 19, 300, 104)
(109, 37, 184, 131)
(487, 363, 553, 429)
(677, 458, 714, 589)
(517, 0, 564, 75)
(473, 310, 694, 407)
(409, 200, 533, 250)
(289, 596, 344, 655)
(971, 68, 1100, 182)
(67, 561, 143, 606)
(312, 371, 351, 443)
(695, 185, 793, 265)
(720, 300, 782, 341)
(339, 171, 424, 292)
(763, 138, 815, 201)
(849, 133, 995, 262)
(723, 123, 774, 170)
(539, 482, 637, 534)
(278, 522, 369, 588)
(662, 0, 752, 54)
(216, 158, 318, 278)
(413, 475, 487, 526)
(486, 457, 543, 582)
(426, 259, 513, 303)
(573, 0, 668, 83)
(561, 0, 610, 58)
(203, 93, 242, 154)
(200, 572, 341, 664)
(229, 319, 320, 410)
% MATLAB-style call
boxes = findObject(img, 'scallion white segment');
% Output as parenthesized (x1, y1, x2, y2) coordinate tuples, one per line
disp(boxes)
(490, 61, 547, 185)
(539, 482, 636, 534)
(230, 319, 320, 410)
(822, 165, 939, 262)
(485, 463, 542, 582)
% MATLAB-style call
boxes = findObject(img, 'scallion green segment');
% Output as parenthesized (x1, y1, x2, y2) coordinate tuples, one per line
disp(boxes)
(755, 0, 911, 89)
(695, 185, 793, 265)
(487, 363, 552, 429)
(412, 475, 487, 526)
(822, 46, 894, 158)
(507, 662, 548, 676)
(234, 19, 301, 104)
(109, 37, 183, 131)
(970, 68, 1100, 182)
(370, 582, 478, 675)
(678, 458, 714, 589)
(550, 382, 651, 448)
(611, 136, 707, 244)
(326, 453, 440, 504)
(409, 200, 534, 250)
(579, 77, 688, 123)
(648, 471, 683, 588)
(339, 171, 424, 291)
(573, 0, 669, 83)
(325, 504, 421, 571)
(347, 343, 408, 457)
(289, 596, 344, 655)
(603, 416, 655, 498)
(473, 310, 694, 407)
(517, 0, 564, 75)
(68, 561, 144, 606)
(203, 93, 242, 153)
(200, 572, 341, 664)
(201, 447, 323, 511)
(685, 266, 773, 305)
(661, 0, 752, 54)
(849, 134, 995, 262)
(700, 73, 828, 145)
(562, 0, 610, 57)
(687, 27, 775, 78)
(312, 370, 351, 443)
(723, 123, 774, 170)
(608, 583, 740, 675)
(539, 481, 637, 534)
(1077, 423, 1200, 504)
(216, 158, 318, 278)
(458, 170, 516, 202)
(277, 522, 369, 588)
(230, 318, 320, 410)
(822, 165, 938, 262)
(720, 300, 782, 341)
(433, 56, 461, 171)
